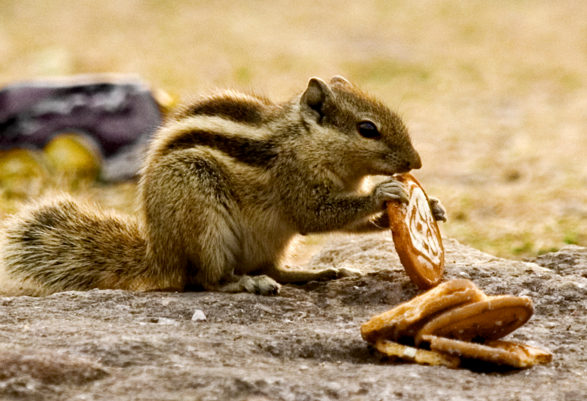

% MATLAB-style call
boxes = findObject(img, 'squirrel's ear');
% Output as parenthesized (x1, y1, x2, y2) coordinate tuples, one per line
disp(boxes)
(330, 75, 352, 87)
(301, 77, 333, 122)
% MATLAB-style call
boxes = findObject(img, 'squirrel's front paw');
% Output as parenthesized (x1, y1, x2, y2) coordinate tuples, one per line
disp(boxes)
(428, 196, 447, 222)
(373, 179, 409, 210)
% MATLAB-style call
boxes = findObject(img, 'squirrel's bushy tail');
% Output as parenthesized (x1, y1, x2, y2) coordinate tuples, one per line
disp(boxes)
(0, 195, 163, 296)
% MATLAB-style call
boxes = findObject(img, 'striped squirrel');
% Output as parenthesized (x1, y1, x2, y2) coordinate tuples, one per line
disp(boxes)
(0, 76, 446, 296)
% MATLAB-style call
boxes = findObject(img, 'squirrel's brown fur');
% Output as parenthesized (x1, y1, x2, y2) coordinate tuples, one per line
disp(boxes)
(0, 76, 432, 296)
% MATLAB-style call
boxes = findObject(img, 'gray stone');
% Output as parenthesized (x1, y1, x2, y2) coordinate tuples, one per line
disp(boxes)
(191, 309, 207, 322)
(0, 234, 585, 400)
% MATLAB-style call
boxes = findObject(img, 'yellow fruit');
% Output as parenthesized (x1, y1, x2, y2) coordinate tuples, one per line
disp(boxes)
(0, 148, 48, 196)
(44, 133, 102, 181)
(153, 88, 180, 116)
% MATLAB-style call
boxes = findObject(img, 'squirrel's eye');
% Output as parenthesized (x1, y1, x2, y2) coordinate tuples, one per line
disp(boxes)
(357, 121, 381, 139)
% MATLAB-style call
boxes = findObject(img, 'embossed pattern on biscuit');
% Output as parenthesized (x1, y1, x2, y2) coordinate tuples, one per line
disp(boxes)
(388, 174, 444, 289)
(405, 182, 442, 269)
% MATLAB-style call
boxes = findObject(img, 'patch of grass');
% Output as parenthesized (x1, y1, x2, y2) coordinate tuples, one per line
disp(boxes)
(511, 240, 535, 256)
(563, 231, 580, 245)
(538, 247, 559, 255)
(234, 66, 253, 85)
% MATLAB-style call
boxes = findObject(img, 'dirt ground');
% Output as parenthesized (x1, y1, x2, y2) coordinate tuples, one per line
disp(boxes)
(0, 235, 585, 401)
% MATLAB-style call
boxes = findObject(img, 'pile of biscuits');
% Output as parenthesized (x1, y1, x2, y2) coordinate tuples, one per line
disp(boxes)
(365, 174, 553, 369)
(361, 279, 552, 368)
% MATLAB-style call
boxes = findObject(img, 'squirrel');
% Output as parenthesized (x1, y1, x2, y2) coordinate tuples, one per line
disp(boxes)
(0, 76, 446, 296)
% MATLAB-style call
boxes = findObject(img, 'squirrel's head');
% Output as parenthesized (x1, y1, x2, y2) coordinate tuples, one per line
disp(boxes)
(299, 76, 421, 177)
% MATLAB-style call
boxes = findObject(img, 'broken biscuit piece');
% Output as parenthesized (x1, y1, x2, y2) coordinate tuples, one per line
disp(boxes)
(423, 335, 553, 369)
(375, 339, 461, 369)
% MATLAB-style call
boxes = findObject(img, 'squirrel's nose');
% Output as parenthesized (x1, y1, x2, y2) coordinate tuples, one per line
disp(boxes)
(410, 153, 422, 170)
(396, 153, 422, 173)
(402, 152, 422, 171)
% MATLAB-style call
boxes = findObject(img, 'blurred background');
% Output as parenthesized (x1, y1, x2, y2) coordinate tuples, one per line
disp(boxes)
(1, 0, 587, 259)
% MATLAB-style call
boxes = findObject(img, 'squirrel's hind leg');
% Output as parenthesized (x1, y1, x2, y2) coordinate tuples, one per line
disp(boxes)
(258, 264, 359, 285)
(188, 225, 281, 295)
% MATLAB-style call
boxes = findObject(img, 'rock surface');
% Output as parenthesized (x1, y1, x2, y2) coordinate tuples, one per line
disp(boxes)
(0, 234, 585, 400)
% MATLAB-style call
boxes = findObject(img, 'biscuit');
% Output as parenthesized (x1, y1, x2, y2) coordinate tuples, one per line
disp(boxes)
(375, 339, 461, 369)
(361, 279, 487, 344)
(423, 335, 553, 368)
(388, 174, 444, 289)
(415, 295, 534, 345)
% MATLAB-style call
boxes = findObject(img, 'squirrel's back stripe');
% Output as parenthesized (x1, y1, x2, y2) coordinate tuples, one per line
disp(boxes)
(153, 91, 281, 168)
(163, 129, 277, 168)
(174, 91, 273, 125)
